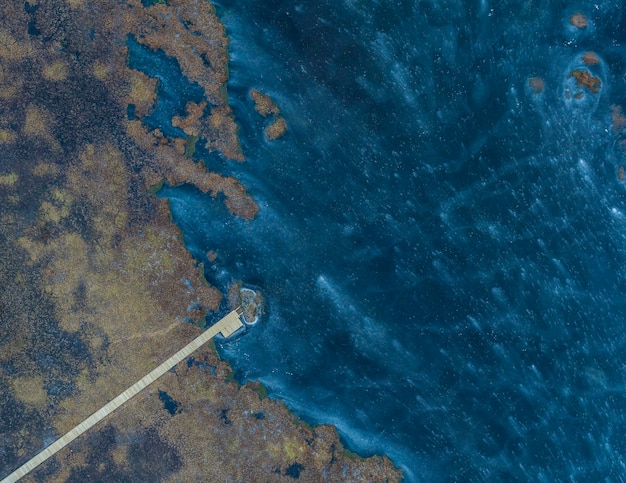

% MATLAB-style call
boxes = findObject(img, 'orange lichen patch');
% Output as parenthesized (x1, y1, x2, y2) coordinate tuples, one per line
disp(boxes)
(207, 250, 218, 262)
(125, 69, 158, 118)
(569, 69, 601, 94)
(250, 89, 288, 140)
(582, 51, 600, 65)
(265, 117, 288, 141)
(43, 60, 69, 81)
(162, 157, 258, 219)
(250, 89, 280, 117)
(569, 12, 588, 29)
(172, 101, 207, 137)
(611, 105, 626, 133)
(528, 77, 545, 94)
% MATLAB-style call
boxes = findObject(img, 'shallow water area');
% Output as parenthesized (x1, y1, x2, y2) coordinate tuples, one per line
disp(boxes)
(163, 1, 626, 480)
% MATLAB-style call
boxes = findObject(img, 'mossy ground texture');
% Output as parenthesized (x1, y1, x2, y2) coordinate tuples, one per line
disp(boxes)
(0, 1, 401, 481)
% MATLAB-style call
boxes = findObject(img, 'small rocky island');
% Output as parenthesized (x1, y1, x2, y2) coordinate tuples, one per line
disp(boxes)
(228, 281, 264, 324)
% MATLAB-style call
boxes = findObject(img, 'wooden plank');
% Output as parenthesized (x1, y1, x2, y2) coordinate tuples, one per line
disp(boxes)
(1, 310, 244, 483)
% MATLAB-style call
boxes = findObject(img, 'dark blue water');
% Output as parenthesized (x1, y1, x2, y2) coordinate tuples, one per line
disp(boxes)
(161, 1, 626, 480)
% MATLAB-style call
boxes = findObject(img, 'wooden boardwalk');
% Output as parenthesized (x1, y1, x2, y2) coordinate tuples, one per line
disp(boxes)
(1, 309, 244, 483)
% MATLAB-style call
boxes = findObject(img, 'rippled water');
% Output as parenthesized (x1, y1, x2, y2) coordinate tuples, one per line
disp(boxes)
(161, 1, 626, 480)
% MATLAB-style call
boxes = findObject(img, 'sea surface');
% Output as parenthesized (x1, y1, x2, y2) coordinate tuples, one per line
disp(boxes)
(160, 1, 626, 480)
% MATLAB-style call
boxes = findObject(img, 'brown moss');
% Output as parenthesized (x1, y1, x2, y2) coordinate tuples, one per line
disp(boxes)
(0, 63, 22, 100)
(228, 280, 244, 309)
(99, 347, 402, 482)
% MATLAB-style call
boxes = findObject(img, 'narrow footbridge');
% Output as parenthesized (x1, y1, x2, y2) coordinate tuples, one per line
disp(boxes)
(1, 309, 244, 483)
